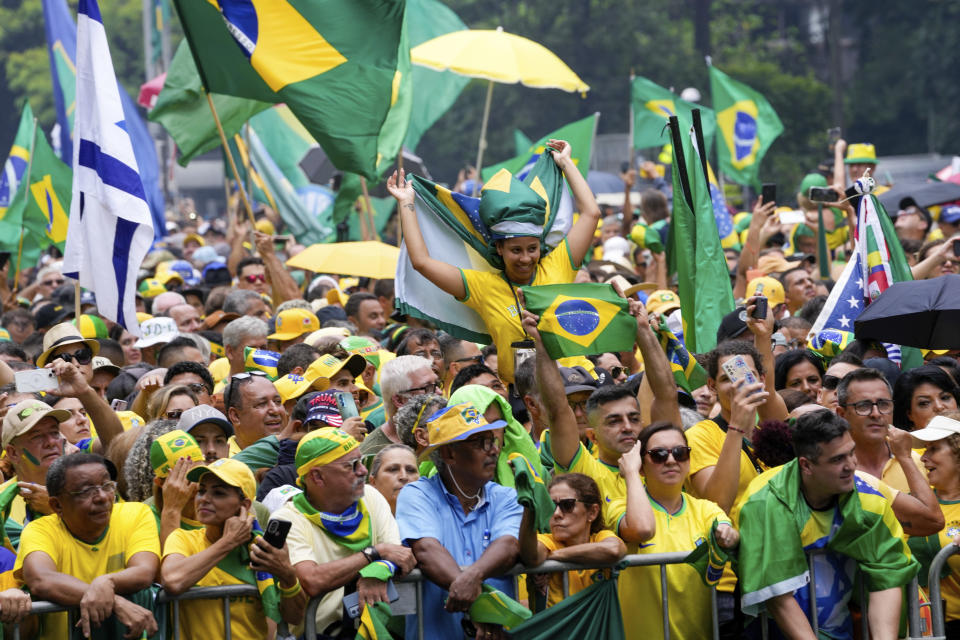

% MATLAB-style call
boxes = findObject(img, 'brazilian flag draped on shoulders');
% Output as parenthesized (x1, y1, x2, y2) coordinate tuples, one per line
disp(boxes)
(170, 0, 411, 181)
(732, 461, 918, 618)
(708, 65, 783, 188)
(666, 113, 735, 354)
(520, 283, 635, 359)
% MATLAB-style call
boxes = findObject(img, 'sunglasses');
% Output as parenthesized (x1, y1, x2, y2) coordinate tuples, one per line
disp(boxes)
(610, 366, 626, 379)
(454, 355, 483, 365)
(243, 273, 267, 283)
(42, 278, 65, 287)
(551, 498, 584, 514)
(822, 374, 840, 391)
(53, 347, 93, 366)
(166, 409, 185, 421)
(644, 446, 691, 464)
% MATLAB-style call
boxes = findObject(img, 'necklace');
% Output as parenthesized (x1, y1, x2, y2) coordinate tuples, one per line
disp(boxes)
(446, 468, 482, 503)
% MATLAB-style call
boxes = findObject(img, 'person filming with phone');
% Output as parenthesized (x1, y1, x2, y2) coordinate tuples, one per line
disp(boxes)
(160, 457, 306, 639)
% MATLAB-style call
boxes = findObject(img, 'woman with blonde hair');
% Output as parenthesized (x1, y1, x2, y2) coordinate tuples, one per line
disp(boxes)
(145, 384, 198, 422)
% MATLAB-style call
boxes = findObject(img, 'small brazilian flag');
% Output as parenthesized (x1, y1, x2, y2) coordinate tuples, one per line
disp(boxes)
(520, 283, 635, 359)
(244, 347, 280, 380)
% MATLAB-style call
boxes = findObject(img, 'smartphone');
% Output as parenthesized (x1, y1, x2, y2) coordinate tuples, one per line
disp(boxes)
(761, 183, 776, 205)
(778, 209, 806, 225)
(0, 252, 10, 271)
(953, 239, 960, 258)
(110, 398, 128, 412)
(751, 282, 768, 320)
(827, 127, 841, 146)
(720, 354, 760, 390)
(333, 390, 359, 420)
(808, 186, 840, 203)
(262, 519, 291, 549)
(15, 369, 59, 394)
(343, 580, 400, 618)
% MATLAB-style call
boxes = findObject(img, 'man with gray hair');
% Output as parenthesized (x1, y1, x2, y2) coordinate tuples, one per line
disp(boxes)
(151, 291, 187, 316)
(360, 355, 439, 456)
(222, 316, 269, 377)
(222, 289, 270, 321)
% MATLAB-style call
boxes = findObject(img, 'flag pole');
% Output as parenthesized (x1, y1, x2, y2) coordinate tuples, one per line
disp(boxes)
(11, 116, 39, 294)
(74, 281, 81, 320)
(473, 79, 495, 196)
(628, 71, 635, 170)
(204, 92, 256, 226)
(359, 177, 379, 241)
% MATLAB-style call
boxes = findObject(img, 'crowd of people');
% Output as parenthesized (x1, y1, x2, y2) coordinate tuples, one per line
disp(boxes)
(0, 136, 956, 640)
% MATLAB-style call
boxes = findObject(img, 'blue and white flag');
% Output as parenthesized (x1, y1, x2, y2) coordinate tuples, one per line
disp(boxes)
(62, 0, 154, 335)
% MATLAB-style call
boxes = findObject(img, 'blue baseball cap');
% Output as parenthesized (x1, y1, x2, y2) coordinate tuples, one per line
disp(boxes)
(940, 205, 960, 225)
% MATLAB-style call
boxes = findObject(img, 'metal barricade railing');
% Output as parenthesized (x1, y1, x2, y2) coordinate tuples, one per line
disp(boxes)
(926, 543, 960, 639)
(9, 584, 290, 640)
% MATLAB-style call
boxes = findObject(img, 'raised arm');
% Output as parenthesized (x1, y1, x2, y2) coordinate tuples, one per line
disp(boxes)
(254, 231, 300, 304)
(387, 170, 465, 299)
(744, 297, 789, 422)
(550, 140, 601, 267)
(523, 309, 579, 468)
(47, 359, 123, 454)
(632, 304, 680, 426)
(833, 139, 847, 188)
(734, 197, 777, 299)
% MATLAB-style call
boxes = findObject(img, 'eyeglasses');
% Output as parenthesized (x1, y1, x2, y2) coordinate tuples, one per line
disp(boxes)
(224, 371, 269, 409)
(454, 355, 483, 365)
(53, 347, 93, 366)
(841, 399, 894, 416)
(398, 381, 441, 396)
(186, 382, 210, 395)
(644, 446, 691, 464)
(166, 409, 185, 420)
(42, 278, 65, 287)
(412, 349, 443, 361)
(68, 480, 118, 500)
(329, 457, 364, 474)
(462, 435, 500, 453)
(243, 273, 267, 283)
(568, 398, 589, 412)
(822, 375, 840, 391)
(551, 498, 584, 514)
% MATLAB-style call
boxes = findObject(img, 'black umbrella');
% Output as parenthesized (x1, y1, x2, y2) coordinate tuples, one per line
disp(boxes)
(854, 274, 960, 349)
(299, 147, 430, 197)
(878, 181, 960, 212)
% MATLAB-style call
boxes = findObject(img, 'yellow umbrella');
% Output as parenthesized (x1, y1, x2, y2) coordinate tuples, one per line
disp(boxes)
(286, 241, 400, 280)
(411, 27, 589, 189)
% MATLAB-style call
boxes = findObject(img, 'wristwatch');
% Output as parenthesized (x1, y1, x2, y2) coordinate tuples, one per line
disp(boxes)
(361, 546, 381, 563)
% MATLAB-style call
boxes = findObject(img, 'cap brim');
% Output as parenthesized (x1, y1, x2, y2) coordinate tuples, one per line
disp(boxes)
(183, 417, 234, 438)
(267, 331, 305, 341)
(564, 385, 597, 395)
(418, 419, 507, 461)
(342, 353, 368, 378)
(624, 282, 658, 297)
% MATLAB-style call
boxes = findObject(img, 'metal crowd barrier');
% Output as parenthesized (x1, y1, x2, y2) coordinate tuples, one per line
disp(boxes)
(926, 542, 960, 639)
(10, 584, 290, 640)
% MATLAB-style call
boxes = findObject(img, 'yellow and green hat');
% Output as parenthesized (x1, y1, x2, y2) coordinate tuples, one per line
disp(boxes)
(340, 336, 382, 368)
(629, 223, 664, 253)
(844, 143, 877, 165)
(419, 403, 506, 461)
(268, 308, 320, 341)
(187, 457, 257, 501)
(646, 289, 681, 315)
(295, 427, 359, 483)
(137, 279, 167, 299)
(150, 429, 204, 478)
(0, 328, 9, 342)
(72, 314, 108, 339)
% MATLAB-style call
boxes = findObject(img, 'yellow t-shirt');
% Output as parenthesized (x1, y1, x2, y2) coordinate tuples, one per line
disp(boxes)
(607, 493, 730, 640)
(162, 528, 267, 640)
(14, 502, 160, 640)
(557, 442, 624, 528)
(228, 435, 242, 456)
(272, 485, 399, 635)
(880, 451, 927, 494)
(685, 418, 766, 507)
(458, 239, 578, 383)
(537, 529, 620, 607)
(918, 498, 960, 621)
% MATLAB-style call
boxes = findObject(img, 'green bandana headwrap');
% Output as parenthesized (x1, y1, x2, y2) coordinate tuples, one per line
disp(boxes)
(292, 492, 372, 551)
(479, 169, 548, 240)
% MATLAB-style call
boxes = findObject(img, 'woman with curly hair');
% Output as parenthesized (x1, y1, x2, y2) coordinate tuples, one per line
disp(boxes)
(145, 384, 199, 423)
(124, 419, 181, 503)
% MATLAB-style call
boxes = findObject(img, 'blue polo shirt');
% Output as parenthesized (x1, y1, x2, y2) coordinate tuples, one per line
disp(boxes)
(396, 473, 523, 639)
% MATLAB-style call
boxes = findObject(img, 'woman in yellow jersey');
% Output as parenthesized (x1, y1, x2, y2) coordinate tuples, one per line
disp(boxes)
(908, 412, 960, 636)
(611, 422, 739, 640)
(387, 139, 601, 383)
(161, 459, 305, 639)
(519, 472, 626, 608)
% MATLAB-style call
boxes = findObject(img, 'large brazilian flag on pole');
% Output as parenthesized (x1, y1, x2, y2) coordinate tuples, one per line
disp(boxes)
(170, 0, 412, 181)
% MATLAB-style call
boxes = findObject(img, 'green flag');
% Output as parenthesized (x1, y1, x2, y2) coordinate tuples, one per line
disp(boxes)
(0, 103, 35, 219)
(149, 41, 271, 166)
(520, 283, 636, 359)
(481, 113, 597, 182)
(708, 65, 783, 187)
(170, 0, 412, 181)
(0, 116, 72, 270)
(403, 0, 469, 151)
(510, 573, 625, 640)
(631, 75, 715, 152)
(667, 116, 735, 354)
(514, 129, 533, 156)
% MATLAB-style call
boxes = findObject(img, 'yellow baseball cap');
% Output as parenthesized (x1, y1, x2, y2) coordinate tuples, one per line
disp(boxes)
(183, 233, 205, 247)
(137, 279, 167, 299)
(844, 143, 877, 165)
(274, 369, 330, 404)
(645, 289, 681, 315)
(419, 403, 506, 461)
(255, 219, 276, 236)
(746, 276, 786, 307)
(150, 430, 204, 478)
(187, 457, 256, 501)
(268, 308, 320, 341)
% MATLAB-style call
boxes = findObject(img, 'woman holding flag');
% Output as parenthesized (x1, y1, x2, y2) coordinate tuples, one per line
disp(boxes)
(160, 458, 305, 639)
(386, 139, 601, 383)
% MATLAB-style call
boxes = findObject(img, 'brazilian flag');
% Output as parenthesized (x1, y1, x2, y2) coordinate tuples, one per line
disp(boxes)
(170, 0, 411, 181)
(520, 283, 635, 359)
(244, 347, 280, 380)
(655, 317, 707, 392)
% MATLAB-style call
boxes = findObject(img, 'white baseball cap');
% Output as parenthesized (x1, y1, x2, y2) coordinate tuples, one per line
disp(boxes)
(134, 317, 179, 348)
(910, 415, 960, 445)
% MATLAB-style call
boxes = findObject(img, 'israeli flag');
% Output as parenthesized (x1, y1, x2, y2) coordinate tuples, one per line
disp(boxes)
(62, 0, 153, 335)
